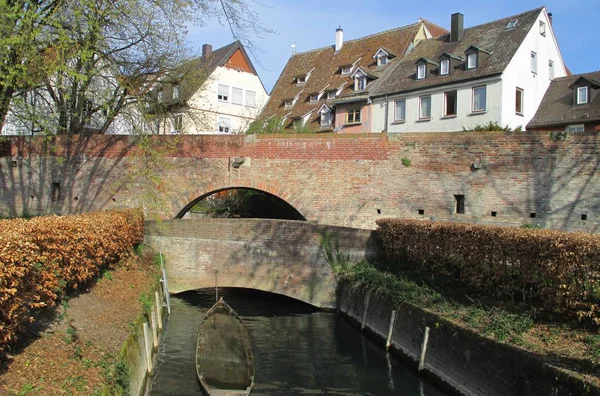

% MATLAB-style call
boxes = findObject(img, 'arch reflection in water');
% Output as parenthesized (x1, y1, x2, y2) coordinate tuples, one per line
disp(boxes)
(150, 288, 451, 396)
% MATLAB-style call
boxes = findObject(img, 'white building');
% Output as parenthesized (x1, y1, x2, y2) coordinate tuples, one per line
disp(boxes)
(145, 41, 269, 135)
(369, 7, 566, 132)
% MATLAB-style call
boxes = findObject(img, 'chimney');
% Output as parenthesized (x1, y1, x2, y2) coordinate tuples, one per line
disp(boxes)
(450, 13, 464, 43)
(548, 12, 553, 26)
(335, 26, 344, 52)
(202, 44, 213, 61)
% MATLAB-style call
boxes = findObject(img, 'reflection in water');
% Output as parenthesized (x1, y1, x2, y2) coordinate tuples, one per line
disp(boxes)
(149, 288, 450, 396)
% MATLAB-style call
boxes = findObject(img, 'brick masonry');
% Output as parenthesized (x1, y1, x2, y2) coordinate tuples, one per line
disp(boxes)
(339, 281, 600, 396)
(144, 218, 379, 308)
(1, 132, 599, 231)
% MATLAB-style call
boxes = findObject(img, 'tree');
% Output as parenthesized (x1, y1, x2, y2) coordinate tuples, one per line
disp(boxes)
(0, 0, 270, 135)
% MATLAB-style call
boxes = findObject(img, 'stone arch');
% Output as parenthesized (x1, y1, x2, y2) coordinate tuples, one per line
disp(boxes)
(171, 176, 314, 220)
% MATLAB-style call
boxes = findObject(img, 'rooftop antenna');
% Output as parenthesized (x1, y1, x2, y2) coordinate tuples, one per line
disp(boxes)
(291, 42, 297, 55)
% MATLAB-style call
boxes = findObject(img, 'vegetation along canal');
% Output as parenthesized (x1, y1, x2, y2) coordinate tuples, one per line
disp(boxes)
(149, 288, 451, 395)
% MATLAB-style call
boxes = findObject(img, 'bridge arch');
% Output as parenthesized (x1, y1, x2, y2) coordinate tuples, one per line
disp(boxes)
(172, 176, 314, 220)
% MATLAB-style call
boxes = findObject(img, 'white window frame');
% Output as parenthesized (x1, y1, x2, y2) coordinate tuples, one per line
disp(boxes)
(394, 99, 406, 122)
(327, 91, 336, 100)
(231, 87, 243, 106)
(246, 90, 256, 107)
(296, 76, 306, 85)
(566, 124, 584, 133)
(417, 64, 426, 79)
(320, 110, 332, 127)
(309, 94, 319, 103)
(218, 117, 231, 133)
(346, 108, 361, 124)
(419, 95, 431, 120)
(284, 99, 294, 108)
(506, 19, 518, 29)
(377, 55, 388, 66)
(217, 84, 229, 102)
(444, 90, 457, 117)
(531, 52, 537, 74)
(172, 114, 183, 133)
(539, 20, 546, 36)
(577, 86, 589, 104)
(341, 66, 351, 75)
(549, 60, 554, 80)
(467, 53, 477, 69)
(472, 85, 487, 113)
(516, 88, 524, 115)
(440, 59, 450, 76)
(355, 76, 366, 91)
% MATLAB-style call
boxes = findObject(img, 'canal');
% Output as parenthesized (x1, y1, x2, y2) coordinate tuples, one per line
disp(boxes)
(149, 288, 451, 396)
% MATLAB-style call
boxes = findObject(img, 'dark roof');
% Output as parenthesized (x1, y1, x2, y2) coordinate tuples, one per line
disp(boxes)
(527, 71, 600, 129)
(261, 20, 448, 131)
(150, 41, 256, 109)
(370, 7, 545, 97)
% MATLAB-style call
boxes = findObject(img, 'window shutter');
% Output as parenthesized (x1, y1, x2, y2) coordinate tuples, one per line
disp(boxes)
(246, 90, 256, 107)
(232, 87, 243, 105)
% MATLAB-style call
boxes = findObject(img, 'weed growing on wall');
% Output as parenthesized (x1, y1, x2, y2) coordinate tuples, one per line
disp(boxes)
(319, 232, 351, 272)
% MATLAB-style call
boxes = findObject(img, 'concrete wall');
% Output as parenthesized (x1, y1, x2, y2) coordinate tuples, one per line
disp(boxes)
(143, 218, 379, 308)
(338, 281, 600, 396)
(1, 132, 599, 232)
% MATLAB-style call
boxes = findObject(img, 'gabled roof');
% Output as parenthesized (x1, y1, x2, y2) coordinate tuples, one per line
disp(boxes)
(568, 76, 600, 90)
(370, 7, 545, 97)
(527, 71, 600, 129)
(261, 20, 448, 131)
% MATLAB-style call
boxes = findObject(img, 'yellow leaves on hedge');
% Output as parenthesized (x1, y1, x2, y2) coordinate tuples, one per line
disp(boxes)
(0, 208, 144, 354)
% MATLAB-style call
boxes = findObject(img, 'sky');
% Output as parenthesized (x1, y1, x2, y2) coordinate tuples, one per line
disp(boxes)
(187, 0, 600, 93)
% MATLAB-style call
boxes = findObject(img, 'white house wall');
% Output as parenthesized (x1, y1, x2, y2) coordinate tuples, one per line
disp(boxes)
(373, 76, 503, 133)
(185, 65, 269, 134)
(500, 9, 567, 130)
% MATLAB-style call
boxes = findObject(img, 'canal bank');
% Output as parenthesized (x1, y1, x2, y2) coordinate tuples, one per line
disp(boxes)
(338, 280, 600, 396)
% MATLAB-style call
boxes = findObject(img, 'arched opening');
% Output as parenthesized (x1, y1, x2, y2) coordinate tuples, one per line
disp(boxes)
(178, 187, 306, 220)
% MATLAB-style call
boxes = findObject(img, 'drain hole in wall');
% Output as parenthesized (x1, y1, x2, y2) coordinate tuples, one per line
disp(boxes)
(582, 214, 588, 221)
(74, 196, 79, 201)
(418, 209, 424, 215)
(530, 213, 537, 218)
(376, 208, 381, 215)
(111, 197, 116, 202)
(491, 211, 497, 217)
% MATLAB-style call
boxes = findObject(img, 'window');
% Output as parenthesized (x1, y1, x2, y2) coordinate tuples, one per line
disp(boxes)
(51, 182, 60, 202)
(154, 119, 160, 134)
(296, 76, 306, 85)
(444, 90, 457, 117)
(341, 66, 351, 75)
(472, 85, 487, 112)
(440, 59, 450, 75)
(455, 195, 465, 214)
(531, 52, 537, 74)
(516, 88, 524, 115)
(394, 99, 406, 122)
(309, 94, 319, 103)
(417, 64, 426, 79)
(232, 87, 243, 105)
(467, 53, 477, 69)
(327, 91, 336, 100)
(246, 90, 256, 107)
(377, 55, 388, 66)
(173, 86, 179, 100)
(321, 111, 332, 127)
(218, 117, 231, 133)
(566, 124, 584, 133)
(346, 108, 361, 123)
(539, 21, 546, 36)
(218, 84, 229, 101)
(284, 99, 294, 108)
(419, 95, 431, 119)
(577, 86, 589, 104)
(173, 114, 183, 132)
(157, 90, 164, 102)
(355, 76, 366, 91)
(549, 61, 554, 80)
(506, 19, 518, 29)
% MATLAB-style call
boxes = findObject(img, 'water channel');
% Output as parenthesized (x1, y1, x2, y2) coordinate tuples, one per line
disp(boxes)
(149, 288, 452, 396)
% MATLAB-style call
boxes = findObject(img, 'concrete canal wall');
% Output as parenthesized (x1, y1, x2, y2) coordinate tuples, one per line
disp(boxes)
(338, 281, 600, 396)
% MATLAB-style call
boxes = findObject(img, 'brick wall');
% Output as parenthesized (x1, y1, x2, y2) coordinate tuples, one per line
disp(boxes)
(1, 132, 599, 231)
(144, 218, 379, 308)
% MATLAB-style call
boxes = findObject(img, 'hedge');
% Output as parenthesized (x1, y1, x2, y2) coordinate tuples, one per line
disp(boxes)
(0, 209, 144, 355)
(376, 219, 600, 325)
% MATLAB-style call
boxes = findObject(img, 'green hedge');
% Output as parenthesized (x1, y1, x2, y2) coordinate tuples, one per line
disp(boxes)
(0, 209, 144, 355)
(376, 219, 600, 325)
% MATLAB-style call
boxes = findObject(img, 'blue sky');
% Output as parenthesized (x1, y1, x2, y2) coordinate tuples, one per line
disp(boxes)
(188, 1, 599, 93)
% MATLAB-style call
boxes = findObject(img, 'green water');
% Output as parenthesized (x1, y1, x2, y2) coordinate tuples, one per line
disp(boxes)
(149, 288, 452, 395)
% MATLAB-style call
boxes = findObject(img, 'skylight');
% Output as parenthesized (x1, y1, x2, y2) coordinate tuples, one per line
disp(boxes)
(506, 19, 518, 29)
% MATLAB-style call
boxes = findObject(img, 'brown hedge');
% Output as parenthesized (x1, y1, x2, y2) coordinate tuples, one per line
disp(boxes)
(0, 209, 144, 354)
(376, 219, 600, 324)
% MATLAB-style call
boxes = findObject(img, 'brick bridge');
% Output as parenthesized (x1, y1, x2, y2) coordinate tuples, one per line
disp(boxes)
(1, 132, 599, 231)
(143, 218, 379, 308)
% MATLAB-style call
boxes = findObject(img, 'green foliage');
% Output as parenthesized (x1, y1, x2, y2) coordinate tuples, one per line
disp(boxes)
(401, 157, 412, 167)
(550, 131, 569, 141)
(291, 120, 310, 133)
(139, 293, 153, 318)
(320, 232, 351, 272)
(463, 121, 522, 132)
(463, 306, 533, 341)
(521, 223, 541, 229)
(246, 116, 285, 134)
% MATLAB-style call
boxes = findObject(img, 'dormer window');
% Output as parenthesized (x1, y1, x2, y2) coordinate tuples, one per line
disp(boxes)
(284, 99, 295, 108)
(577, 87, 589, 104)
(506, 19, 518, 29)
(320, 106, 332, 127)
(440, 59, 450, 76)
(296, 76, 306, 86)
(355, 76, 366, 91)
(539, 21, 546, 36)
(341, 66, 352, 75)
(309, 93, 319, 103)
(377, 55, 388, 66)
(326, 91, 336, 100)
(417, 64, 426, 79)
(467, 53, 477, 69)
